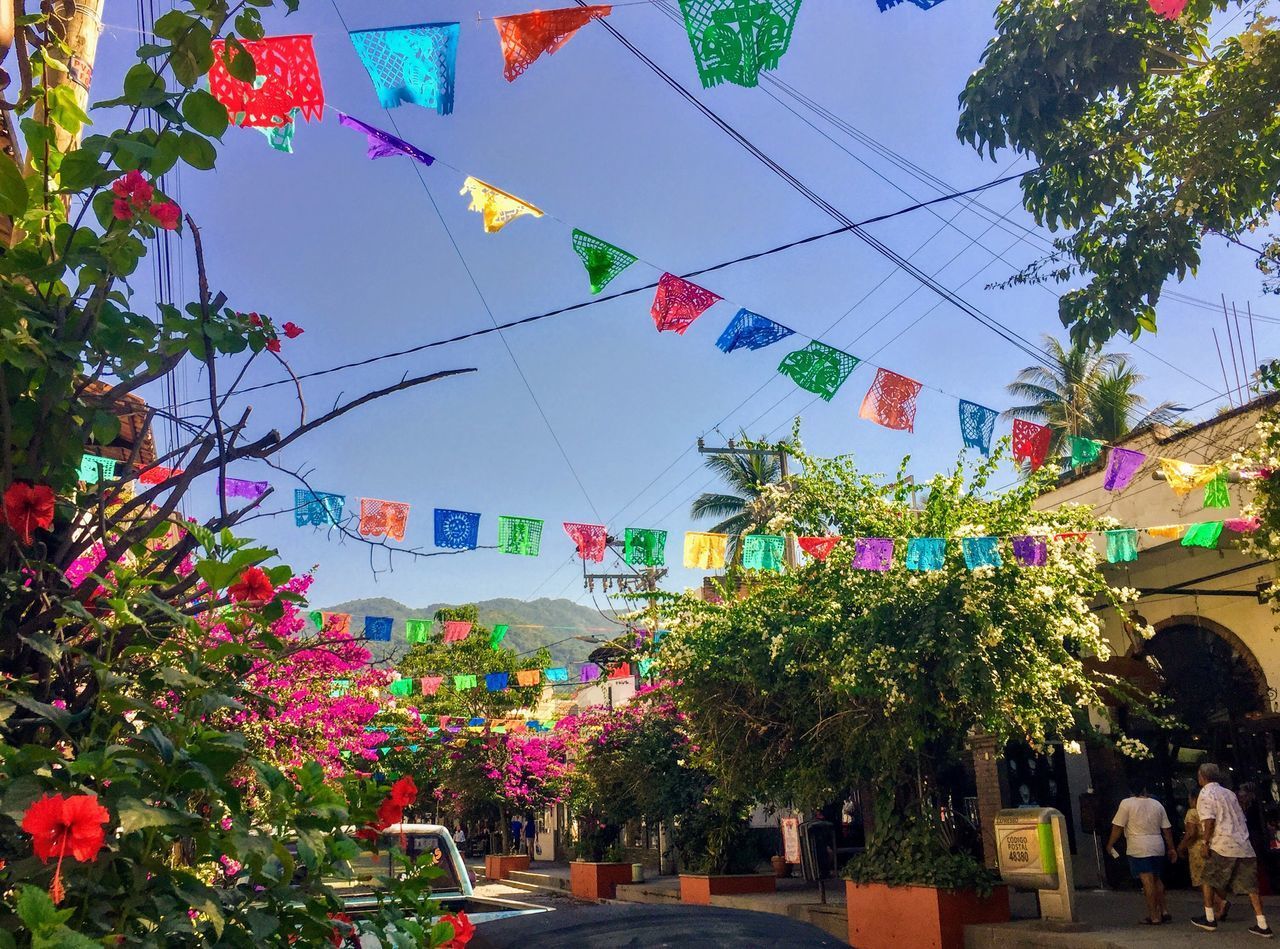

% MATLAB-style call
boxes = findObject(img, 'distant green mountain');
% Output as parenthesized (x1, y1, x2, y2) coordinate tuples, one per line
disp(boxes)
(321, 596, 618, 666)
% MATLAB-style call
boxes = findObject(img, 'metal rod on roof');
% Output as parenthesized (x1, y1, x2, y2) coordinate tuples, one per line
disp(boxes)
(1213, 327, 1235, 408)
(1234, 303, 1250, 399)
(1224, 296, 1244, 405)
(1248, 301, 1260, 378)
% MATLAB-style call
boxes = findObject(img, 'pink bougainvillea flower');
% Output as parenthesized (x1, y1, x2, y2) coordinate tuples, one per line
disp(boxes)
(112, 169, 153, 203)
(228, 566, 273, 603)
(247, 313, 262, 327)
(266, 338, 281, 354)
(150, 201, 181, 231)
(282, 321, 304, 339)
(4, 482, 55, 545)
(21, 793, 111, 904)
(111, 198, 133, 222)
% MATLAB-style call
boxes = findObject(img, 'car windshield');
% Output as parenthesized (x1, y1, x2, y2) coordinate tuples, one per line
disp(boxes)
(334, 832, 463, 896)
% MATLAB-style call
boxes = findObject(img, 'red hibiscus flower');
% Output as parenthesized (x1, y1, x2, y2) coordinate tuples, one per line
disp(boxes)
(266, 338, 281, 354)
(4, 482, 55, 545)
(282, 321, 304, 339)
(387, 776, 417, 808)
(227, 566, 273, 603)
(150, 201, 180, 231)
(21, 793, 111, 904)
(439, 911, 475, 947)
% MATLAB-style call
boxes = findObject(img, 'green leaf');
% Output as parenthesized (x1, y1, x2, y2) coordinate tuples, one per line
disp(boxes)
(0, 150, 29, 217)
(115, 796, 188, 835)
(170, 20, 213, 86)
(15, 886, 68, 932)
(177, 131, 216, 171)
(11, 695, 71, 731)
(182, 90, 228, 139)
(46, 84, 92, 136)
(0, 775, 48, 821)
(224, 37, 257, 83)
(122, 63, 166, 108)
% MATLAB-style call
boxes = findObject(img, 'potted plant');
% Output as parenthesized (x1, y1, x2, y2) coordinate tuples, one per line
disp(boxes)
(676, 797, 776, 904)
(843, 808, 1008, 949)
(568, 825, 632, 901)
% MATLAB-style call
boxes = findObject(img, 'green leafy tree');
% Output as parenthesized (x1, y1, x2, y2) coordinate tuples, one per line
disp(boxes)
(958, 0, 1280, 344)
(659, 439, 1147, 889)
(1004, 336, 1182, 454)
(397, 605, 550, 720)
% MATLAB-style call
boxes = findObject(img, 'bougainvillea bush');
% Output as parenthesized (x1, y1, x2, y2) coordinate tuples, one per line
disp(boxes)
(656, 438, 1141, 889)
(558, 686, 711, 862)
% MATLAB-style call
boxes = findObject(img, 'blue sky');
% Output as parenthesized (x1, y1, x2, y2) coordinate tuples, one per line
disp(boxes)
(95, 0, 1273, 611)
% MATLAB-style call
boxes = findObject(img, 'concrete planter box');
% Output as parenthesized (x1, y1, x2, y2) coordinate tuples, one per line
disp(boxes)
(483, 853, 530, 881)
(679, 873, 777, 905)
(846, 880, 1010, 949)
(570, 861, 633, 901)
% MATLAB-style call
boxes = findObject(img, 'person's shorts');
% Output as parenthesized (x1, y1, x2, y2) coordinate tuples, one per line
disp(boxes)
(1203, 851, 1260, 894)
(1129, 854, 1166, 877)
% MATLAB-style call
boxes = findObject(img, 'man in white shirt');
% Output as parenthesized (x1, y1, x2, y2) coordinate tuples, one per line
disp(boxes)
(1107, 781, 1177, 925)
(1192, 762, 1273, 938)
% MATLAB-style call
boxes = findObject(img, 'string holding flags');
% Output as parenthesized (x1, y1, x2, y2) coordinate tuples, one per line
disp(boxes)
(624, 528, 667, 566)
(405, 619, 433, 643)
(295, 489, 345, 527)
(459, 176, 544, 233)
(1068, 436, 1103, 469)
(365, 616, 394, 642)
(741, 533, 785, 572)
(958, 401, 997, 455)
(443, 621, 473, 643)
(223, 477, 269, 499)
(359, 498, 410, 542)
(78, 454, 117, 484)
(1012, 419, 1052, 472)
(337, 112, 435, 165)
(497, 515, 544, 556)
(434, 508, 481, 549)
(853, 537, 894, 571)
(651, 273, 722, 334)
(208, 35, 325, 128)
(676, 0, 802, 88)
(564, 522, 608, 562)
(349, 22, 460, 115)
(571, 230, 636, 294)
(493, 6, 612, 81)
(859, 368, 923, 433)
(1104, 447, 1146, 491)
(798, 535, 840, 561)
(683, 531, 728, 569)
(777, 341, 859, 401)
(715, 309, 795, 353)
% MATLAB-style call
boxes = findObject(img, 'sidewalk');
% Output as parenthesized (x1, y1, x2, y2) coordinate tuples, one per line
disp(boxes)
(968, 889, 1280, 948)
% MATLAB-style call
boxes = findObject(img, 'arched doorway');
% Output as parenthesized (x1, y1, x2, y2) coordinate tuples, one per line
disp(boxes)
(1123, 618, 1277, 885)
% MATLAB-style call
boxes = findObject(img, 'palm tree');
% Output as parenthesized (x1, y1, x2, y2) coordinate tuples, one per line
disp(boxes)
(690, 436, 782, 562)
(1004, 336, 1182, 457)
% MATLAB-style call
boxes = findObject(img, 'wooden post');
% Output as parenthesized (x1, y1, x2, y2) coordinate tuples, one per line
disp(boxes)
(35, 0, 106, 155)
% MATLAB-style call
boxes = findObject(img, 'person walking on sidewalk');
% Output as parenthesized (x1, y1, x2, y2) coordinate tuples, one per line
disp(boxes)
(1192, 762, 1274, 938)
(1107, 781, 1177, 925)
(1180, 789, 1208, 891)
(523, 813, 537, 863)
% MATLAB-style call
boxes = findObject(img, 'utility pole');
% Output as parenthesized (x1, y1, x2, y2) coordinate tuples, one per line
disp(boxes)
(697, 437, 797, 568)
